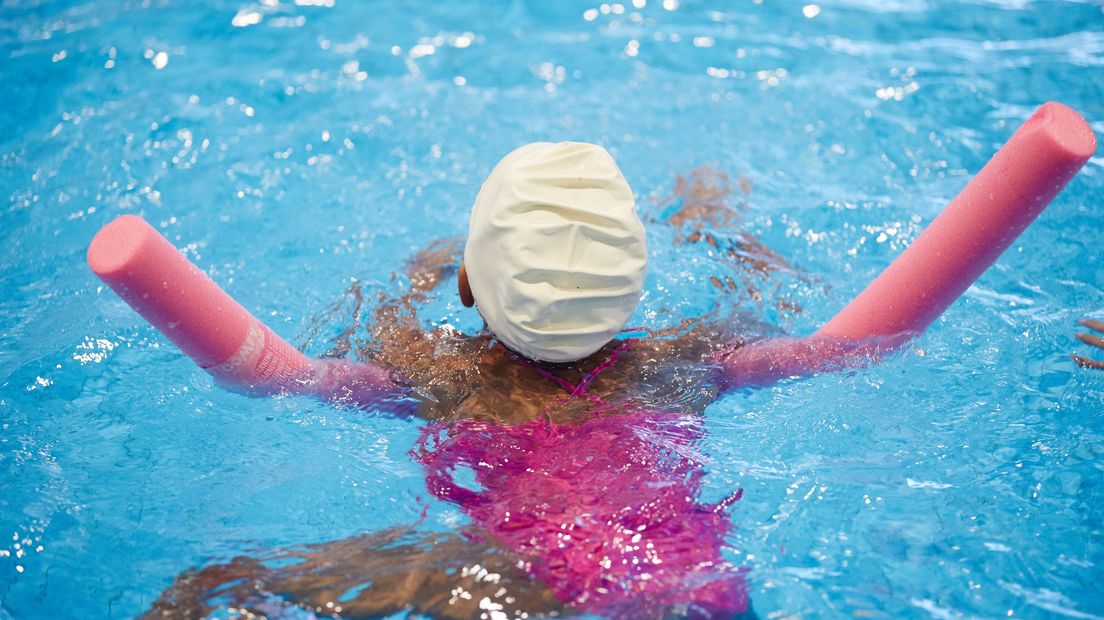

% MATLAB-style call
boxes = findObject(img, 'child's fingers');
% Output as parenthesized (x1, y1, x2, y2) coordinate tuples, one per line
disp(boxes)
(1072, 321, 1104, 371)
(1073, 355, 1104, 370)
(1078, 318, 1104, 333)
(1075, 332, 1104, 349)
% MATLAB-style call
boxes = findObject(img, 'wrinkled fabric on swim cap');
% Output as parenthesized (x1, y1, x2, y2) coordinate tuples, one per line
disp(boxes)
(464, 142, 648, 363)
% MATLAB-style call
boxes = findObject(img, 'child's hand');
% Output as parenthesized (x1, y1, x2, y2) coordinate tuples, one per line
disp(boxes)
(1073, 319, 1104, 370)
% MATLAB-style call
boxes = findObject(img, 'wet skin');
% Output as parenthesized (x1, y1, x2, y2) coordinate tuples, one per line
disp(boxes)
(1073, 319, 1104, 370)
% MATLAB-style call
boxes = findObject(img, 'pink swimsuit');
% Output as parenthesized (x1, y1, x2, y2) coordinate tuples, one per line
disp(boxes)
(413, 340, 750, 618)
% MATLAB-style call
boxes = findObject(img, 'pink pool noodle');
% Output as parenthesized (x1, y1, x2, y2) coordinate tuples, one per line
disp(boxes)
(819, 101, 1095, 339)
(87, 215, 395, 398)
(720, 103, 1096, 388)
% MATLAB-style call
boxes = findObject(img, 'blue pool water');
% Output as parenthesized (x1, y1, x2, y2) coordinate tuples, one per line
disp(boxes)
(2, 0, 1103, 617)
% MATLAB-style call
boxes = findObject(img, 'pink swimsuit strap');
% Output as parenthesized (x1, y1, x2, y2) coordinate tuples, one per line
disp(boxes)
(495, 334, 639, 416)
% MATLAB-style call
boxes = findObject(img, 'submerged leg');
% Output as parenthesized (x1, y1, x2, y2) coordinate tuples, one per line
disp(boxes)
(142, 527, 565, 619)
(655, 167, 805, 317)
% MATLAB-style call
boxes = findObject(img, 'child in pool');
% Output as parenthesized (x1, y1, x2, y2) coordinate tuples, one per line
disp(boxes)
(143, 148, 803, 619)
(117, 103, 1094, 618)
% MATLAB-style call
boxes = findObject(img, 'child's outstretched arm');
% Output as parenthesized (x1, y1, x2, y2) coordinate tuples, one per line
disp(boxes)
(718, 102, 1096, 390)
(87, 215, 405, 407)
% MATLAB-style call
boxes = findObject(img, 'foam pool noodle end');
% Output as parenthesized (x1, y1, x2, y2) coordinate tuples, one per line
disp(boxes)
(722, 102, 1096, 387)
(87, 215, 398, 399)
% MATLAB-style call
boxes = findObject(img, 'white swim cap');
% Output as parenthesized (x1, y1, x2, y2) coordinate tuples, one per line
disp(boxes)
(464, 142, 648, 363)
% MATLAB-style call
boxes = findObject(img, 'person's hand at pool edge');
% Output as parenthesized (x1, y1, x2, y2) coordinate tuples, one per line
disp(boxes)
(1073, 319, 1104, 370)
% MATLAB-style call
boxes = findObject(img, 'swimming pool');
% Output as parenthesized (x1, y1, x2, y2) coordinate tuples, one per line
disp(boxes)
(2, 0, 1102, 617)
